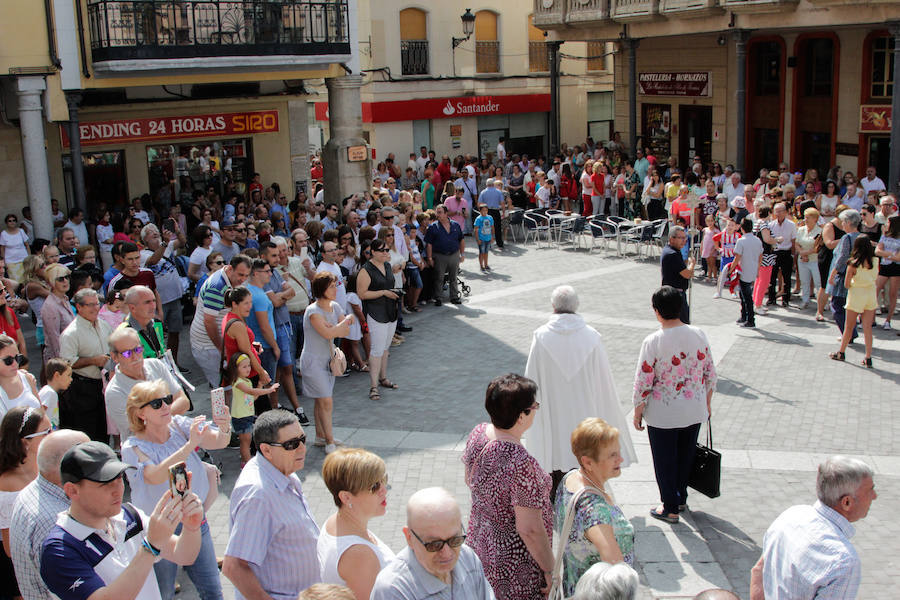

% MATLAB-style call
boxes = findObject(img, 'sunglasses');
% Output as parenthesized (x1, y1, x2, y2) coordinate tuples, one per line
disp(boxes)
(117, 345, 144, 359)
(370, 474, 390, 494)
(410, 529, 467, 552)
(56, 274, 70, 283)
(372, 247, 389, 253)
(140, 394, 174, 410)
(1, 354, 25, 366)
(23, 428, 51, 439)
(265, 435, 306, 451)
(6, 219, 16, 223)
(212, 260, 225, 266)
(523, 401, 541, 416)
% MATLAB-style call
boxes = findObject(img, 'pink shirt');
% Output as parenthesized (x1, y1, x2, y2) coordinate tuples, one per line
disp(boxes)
(444, 196, 469, 231)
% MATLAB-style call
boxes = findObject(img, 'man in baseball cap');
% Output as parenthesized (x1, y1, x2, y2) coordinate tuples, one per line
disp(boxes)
(41, 441, 204, 600)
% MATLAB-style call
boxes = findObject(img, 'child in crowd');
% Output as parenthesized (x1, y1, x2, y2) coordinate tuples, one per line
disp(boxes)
(343, 273, 368, 372)
(474, 204, 495, 273)
(701, 214, 720, 281)
(39, 358, 72, 429)
(98, 289, 127, 329)
(223, 352, 280, 466)
(713, 218, 740, 298)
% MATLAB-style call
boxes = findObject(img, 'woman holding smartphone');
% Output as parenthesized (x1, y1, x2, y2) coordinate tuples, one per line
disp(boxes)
(121, 379, 231, 600)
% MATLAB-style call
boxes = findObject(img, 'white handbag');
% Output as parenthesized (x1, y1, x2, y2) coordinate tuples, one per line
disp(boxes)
(548, 482, 603, 600)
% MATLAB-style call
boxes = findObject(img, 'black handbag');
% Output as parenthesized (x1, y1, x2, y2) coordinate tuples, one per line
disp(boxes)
(688, 419, 721, 498)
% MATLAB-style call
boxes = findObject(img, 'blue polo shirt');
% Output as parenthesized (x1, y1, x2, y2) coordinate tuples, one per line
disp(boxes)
(264, 269, 290, 327)
(246, 283, 275, 349)
(479, 186, 503, 210)
(424, 220, 463, 255)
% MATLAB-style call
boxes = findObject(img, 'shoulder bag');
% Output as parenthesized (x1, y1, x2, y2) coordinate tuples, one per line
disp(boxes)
(329, 345, 347, 376)
(688, 419, 721, 498)
(548, 480, 603, 600)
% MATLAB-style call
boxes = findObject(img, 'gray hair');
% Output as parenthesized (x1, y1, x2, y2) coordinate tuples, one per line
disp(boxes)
(271, 236, 287, 247)
(108, 326, 140, 353)
(140, 223, 160, 245)
(694, 590, 742, 600)
(486, 178, 494, 187)
(573, 562, 639, 600)
(37, 429, 89, 481)
(551, 285, 579, 314)
(669, 225, 686, 241)
(839, 209, 861, 230)
(253, 409, 299, 445)
(816, 455, 874, 508)
(73, 288, 98, 306)
(124, 284, 153, 305)
(715, 193, 727, 202)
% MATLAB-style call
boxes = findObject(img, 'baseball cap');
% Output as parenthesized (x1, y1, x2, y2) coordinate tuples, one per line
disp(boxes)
(60, 441, 134, 485)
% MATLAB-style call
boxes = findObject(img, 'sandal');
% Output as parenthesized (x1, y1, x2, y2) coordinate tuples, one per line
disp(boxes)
(815, 314, 826, 322)
(862, 357, 873, 369)
(829, 351, 845, 361)
(369, 386, 381, 401)
(351, 363, 370, 373)
(379, 378, 399, 389)
(649, 507, 679, 524)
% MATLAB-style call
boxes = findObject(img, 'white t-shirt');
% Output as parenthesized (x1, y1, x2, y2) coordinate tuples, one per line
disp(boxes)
(0, 229, 29, 263)
(316, 261, 347, 311)
(189, 246, 213, 275)
(860, 176, 886, 197)
(39, 385, 60, 428)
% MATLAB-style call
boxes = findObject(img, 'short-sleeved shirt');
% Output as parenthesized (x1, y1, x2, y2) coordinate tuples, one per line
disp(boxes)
(211, 240, 239, 263)
(246, 284, 276, 350)
(226, 455, 321, 600)
(768, 217, 798, 251)
(661, 245, 689, 290)
(734, 232, 764, 282)
(104, 358, 181, 439)
(140, 249, 183, 304)
(41, 506, 160, 600)
(479, 187, 503, 210)
(264, 269, 290, 327)
(10, 476, 70, 600)
(370, 545, 495, 600)
(60, 315, 113, 379)
(110, 268, 157, 293)
(0, 310, 21, 341)
(189, 268, 232, 350)
(39, 385, 60, 428)
(474, 215, 494, 242)
(424, 221, 463, 255)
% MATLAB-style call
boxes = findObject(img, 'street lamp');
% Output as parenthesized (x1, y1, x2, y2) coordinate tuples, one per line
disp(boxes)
(451, 8, 476, 76)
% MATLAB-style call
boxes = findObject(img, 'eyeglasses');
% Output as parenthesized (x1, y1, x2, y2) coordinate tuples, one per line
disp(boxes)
(212, 260, 225, 266)
(5, 219, 16, 223)
(116, 345, 144, 359)
(140, 395, 174, 410)
(264, 435, 306, 451)
(257, 268, 272, 273)
(382, 215, 395, 219)
(523, 401, 541, 416)
(370, 474, 390, 494)
(235, 228, 246, 232)
(79, 302, 100, 308)
(1, 354, 25, 366)
(23, 428, 51, 440)
(409, 529, 467, 552)
(56, 275, 70, 283)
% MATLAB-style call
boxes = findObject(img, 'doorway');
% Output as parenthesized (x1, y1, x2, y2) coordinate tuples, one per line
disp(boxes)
(678, 105, 712, 171)
(868, 136, 890, 181)
(478, 128, 508, 163)
(63, 150, 128, 215)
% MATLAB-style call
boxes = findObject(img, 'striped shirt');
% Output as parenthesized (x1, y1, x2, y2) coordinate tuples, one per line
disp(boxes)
(189, 268, 232, 350)
(225, 454, 321, 600)
(713, 230, 740, 259)
(10, 476, 70, 600)
(762, 501, 860, 600)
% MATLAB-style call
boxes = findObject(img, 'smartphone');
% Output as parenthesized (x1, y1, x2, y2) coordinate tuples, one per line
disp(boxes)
(299, 246, 308, 263)
(163, 218, 177, 233)
(169, 462, 189, 498)
(211, 387, 227, 421)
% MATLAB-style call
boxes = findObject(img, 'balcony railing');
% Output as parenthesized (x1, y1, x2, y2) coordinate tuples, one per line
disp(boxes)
(533, 0, 565, 27)
(87, 0, 350, 62)
(476, 40, 500, 73)
(567, 0, 610, 23)
(659, 0, 722, 16)
(611, 0, 660, 20)
(400, 39, 428, 75)
(529, 41, 549, 72)
(719, 0, 799, 12)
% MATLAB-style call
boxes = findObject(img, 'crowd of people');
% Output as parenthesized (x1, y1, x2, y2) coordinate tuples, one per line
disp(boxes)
(0, 133, 892, 600)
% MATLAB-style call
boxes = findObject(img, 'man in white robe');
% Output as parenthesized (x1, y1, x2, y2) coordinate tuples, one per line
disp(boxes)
(524, 285, 637, 493)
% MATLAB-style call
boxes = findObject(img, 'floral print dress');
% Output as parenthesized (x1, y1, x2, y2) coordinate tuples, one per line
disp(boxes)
(463, 422, 553, 600)
(553, 471, 634, 596)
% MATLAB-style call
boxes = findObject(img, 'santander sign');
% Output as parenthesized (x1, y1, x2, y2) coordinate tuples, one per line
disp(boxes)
(442, 98, 502, 116)
(316, 94, 551, 123)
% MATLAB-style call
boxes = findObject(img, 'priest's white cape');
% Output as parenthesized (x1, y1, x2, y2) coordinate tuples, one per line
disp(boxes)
(523, 313, 638, 472)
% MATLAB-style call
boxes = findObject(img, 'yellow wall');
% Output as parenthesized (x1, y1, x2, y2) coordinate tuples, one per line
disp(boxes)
(0, 2, 51, 71)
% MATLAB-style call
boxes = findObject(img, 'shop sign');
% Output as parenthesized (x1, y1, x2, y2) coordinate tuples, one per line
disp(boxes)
(638, 72, 711, 97)
(859, 105, 891, 132)
(314, 94, 551, 124)
(347, 145, 367, 162)
(61, 110, 280, 148)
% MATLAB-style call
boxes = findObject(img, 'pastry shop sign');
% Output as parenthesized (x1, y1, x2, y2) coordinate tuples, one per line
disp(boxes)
(639, 72, 711, 97)
(61, 110, 279, 148)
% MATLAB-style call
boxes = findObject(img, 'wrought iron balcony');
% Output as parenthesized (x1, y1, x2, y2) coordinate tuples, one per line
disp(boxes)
(529, 41, 549, 72)
(87, 0, 350, 64)
(567, 0, 610, 24)
(476, 41, 500, 74)
(659, 0, 722, 17)
(719, 0, 799, 13)
(611, 0, 660, 21)
(400, 39, 428, 75)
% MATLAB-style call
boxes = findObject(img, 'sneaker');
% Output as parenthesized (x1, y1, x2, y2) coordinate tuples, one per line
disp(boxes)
(736, 319, 747, 325)
(295, 407, 310, 425)
(434, 298, 443, 306)
(758, 306, 768, 315)
(883, 321, 892, 331)
(741, 321, 756, 328)
(799, 301, 809, 310)
(712, 292, 721, 299)
(325, 443, 337, 454)
(484, 265, 491, 271)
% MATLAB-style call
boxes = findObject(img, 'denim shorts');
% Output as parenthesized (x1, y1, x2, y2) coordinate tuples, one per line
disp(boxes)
(231, 415, 256, 435)
(478, 240, 491, 254)
(275, 323, 294, 367)
(405, 267, 423, 289)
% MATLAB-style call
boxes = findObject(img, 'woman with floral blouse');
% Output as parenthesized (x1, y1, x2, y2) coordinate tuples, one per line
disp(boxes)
(632, 286, 717, 524)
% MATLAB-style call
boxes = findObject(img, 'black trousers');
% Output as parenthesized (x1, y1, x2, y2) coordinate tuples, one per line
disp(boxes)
(768, 250, 794, 303)
(60, 374, 107, 442)
(677, 289, 691, 324)
(739, 279, 755, 325)
(487, 208, 503, 248)
(647, 422, 701, 514)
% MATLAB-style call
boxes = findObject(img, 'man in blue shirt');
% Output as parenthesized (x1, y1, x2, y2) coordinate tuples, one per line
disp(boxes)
(479, 179, 505, 249)
(246, 259, 278, 400)
(424, 205, 465, 306)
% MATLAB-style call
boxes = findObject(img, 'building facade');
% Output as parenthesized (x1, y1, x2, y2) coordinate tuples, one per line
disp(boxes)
(1, 0, 358, 239)
(310, 0, 616, 163)
(534, 0, 900, 189)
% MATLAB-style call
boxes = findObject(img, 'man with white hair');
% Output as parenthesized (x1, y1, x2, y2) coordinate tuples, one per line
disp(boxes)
(478, 178, 505, 249)
(370, 487, 494, 599)
(750, 456, 876, 600)
(10, 429, 90, 600)
(573, 562, 639, 600)
(524, 286, 637, 494)
(723, 172, 745, 204)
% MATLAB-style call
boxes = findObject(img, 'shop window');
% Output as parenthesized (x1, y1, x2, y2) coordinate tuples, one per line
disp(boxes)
(400, 8, 428, 75)
(528, 15, 548, 72)
(871, 36, 895, 99)
(803, 38, 833, 97)
(148, 139, 253, 201)
(754, 41, 781, 96)
(587, 42, 605, 72)
(475, 10, 499, 73)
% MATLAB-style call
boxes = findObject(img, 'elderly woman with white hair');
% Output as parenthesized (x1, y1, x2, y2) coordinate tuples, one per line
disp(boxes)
(524, 285, 636, 495)
(572, 562, 639, 600)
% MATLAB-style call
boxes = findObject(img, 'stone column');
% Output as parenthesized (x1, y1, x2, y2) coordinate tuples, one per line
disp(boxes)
(16, 76, 53, 242)
(288, 99, 311, 202)
(66, 92, 87, 212)
(322, 76, 369, 212)
(734, 30, 750, 176)
(627, 38, 640, 157)
(889, 23, 900, 194)
(548, 41, 562, 156)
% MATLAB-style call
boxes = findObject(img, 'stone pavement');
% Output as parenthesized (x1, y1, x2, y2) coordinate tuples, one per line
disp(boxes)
(25, 233, 899, 599)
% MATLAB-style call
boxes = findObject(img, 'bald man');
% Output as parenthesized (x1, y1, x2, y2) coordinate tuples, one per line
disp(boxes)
(371, 487, 494, 599)
(10, 429, 90, 600)
(694, 590, 741, 600)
